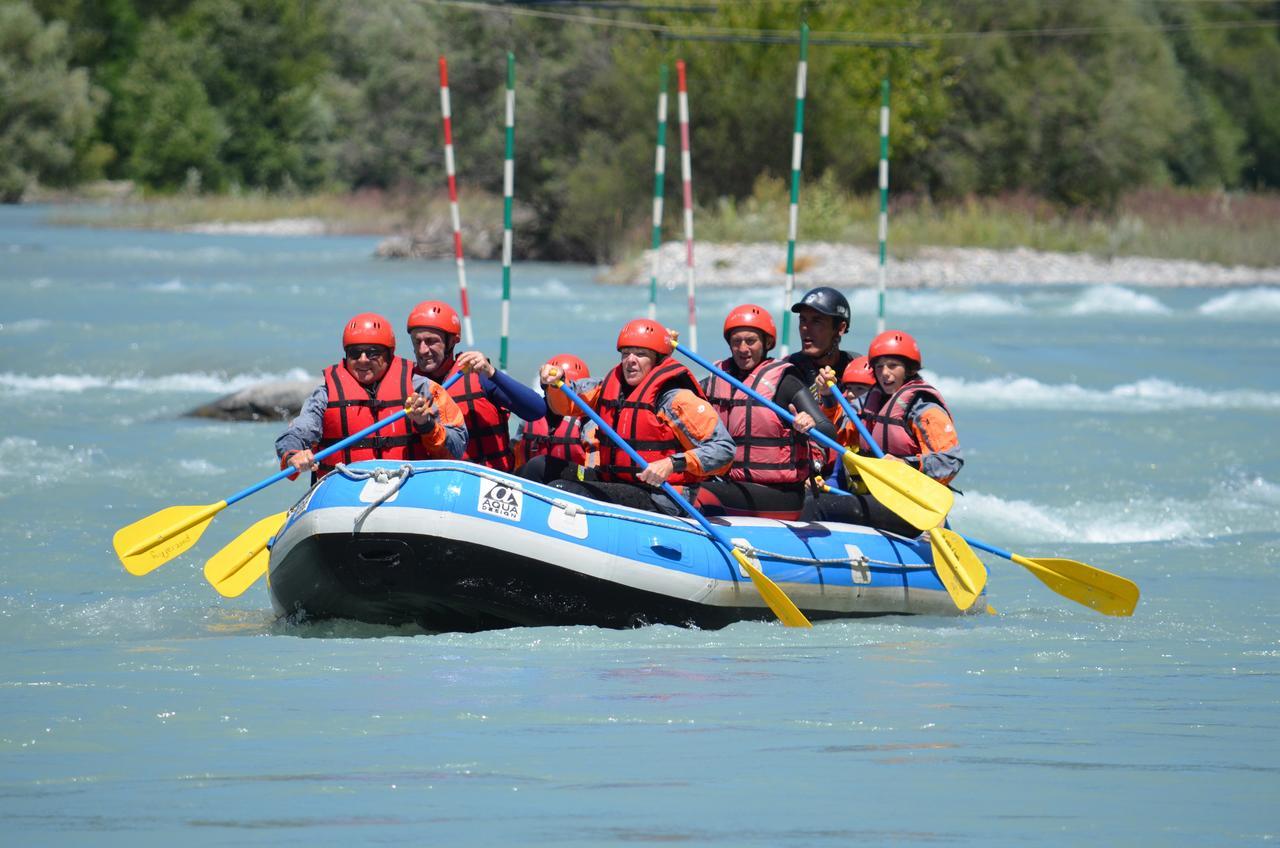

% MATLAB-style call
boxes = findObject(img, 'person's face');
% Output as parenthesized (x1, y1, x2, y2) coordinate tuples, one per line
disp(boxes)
(796, 308, 843, 358)
(843, 384, 871, 404)
(344, 345, 391, 386)
(872, 356, 910, 393)
(619, 347, 658, 387)
(727, 329, 768, 372)
(409, 327, 453, 375)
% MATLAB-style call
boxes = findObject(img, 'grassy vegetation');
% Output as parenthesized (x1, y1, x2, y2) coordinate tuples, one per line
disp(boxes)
(46, 180, 1280, 268)
(692, 176, 1280, 268)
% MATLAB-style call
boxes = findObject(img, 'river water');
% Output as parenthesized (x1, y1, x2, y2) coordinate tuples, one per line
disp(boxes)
(1, 204, 1276, 844)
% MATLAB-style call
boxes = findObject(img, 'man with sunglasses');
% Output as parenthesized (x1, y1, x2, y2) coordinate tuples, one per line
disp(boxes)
(275, 312, 467, 480)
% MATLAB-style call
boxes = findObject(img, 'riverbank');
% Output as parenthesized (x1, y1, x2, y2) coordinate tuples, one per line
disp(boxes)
(611, 241, 1280, 288)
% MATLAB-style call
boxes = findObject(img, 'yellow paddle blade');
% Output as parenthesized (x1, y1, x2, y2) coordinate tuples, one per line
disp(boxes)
(204, 512, 287, 598)
(113, 501, 227, 575)
(1012, 554, 1140, 617)
(843, 452, 952, 531)
(731, 549, 812, 628)
(928, 528, 987, 611)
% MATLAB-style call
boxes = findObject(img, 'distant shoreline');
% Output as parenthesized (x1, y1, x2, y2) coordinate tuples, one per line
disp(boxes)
(611, 241, 1280, 289)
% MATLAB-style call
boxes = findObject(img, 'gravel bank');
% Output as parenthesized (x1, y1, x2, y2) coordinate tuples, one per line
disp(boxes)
(616, 242, 1280, 288)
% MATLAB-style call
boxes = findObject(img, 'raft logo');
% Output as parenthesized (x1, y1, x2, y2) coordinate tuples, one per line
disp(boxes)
(478, 480, 523, 521)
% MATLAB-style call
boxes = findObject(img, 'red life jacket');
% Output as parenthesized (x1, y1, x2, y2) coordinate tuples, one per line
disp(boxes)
(858, 378, 951, 461)
(442, 363, 515, 472)
(595, 358, 704, 485)
(704, 358, 809, 485)
(317, 356, 416, 477)
(518, 415, 587, 465)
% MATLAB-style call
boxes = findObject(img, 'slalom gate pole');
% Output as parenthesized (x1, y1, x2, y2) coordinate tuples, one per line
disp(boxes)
(778, 22, 809, 358)
(439, 56, 475, 346)
(500, 52, 516, 369)
(876, 77, 890, 334)
(676, 59, 698, 353)
(648, 63, 669, 321)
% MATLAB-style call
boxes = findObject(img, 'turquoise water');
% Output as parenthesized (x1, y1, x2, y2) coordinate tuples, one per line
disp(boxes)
(1, 204, 1277, 844)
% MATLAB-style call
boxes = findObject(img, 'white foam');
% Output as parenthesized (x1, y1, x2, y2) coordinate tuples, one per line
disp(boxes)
(1063, 285, 1170, 315)
(178, 458, 222, 476)
(522, 278, 573, 298)
(107, 246, 244, 263)
(1197, 288, 1280, 316)
(850, 289, 1028, 316)
(932, 374, 1280, 411)
(955, 491, 1197, 544)
(0, 319, 51, 333)
(147, 278, 186, 292)
(0, 368, 312, 396)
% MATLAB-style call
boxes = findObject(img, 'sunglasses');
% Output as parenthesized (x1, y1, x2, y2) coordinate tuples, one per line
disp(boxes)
(345, 346, 389, 362)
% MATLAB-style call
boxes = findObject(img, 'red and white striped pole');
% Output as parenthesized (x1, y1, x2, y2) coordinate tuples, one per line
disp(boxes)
(676, 60, 697, 353)
(438, 56, 475, 346)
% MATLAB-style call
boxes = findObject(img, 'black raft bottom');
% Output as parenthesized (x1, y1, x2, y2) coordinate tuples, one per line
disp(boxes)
(269, 531, 849, 632)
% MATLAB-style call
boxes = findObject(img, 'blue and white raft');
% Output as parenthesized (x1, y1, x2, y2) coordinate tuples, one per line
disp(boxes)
(267, 460, 975, 631)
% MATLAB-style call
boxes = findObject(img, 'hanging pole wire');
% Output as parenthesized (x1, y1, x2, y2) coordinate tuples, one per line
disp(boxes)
(500, 52, 516, 369)
(777, 21, 809, 358)
(438, 56, 475, 346)
(648, 63, 670, 321)
(676, 59, 697, 353)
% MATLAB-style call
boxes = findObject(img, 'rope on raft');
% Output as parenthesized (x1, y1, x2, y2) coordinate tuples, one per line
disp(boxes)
(322, 462, 932, 571)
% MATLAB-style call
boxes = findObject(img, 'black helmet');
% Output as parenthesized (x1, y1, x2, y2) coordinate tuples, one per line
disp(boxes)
(790, 286, 851, 324)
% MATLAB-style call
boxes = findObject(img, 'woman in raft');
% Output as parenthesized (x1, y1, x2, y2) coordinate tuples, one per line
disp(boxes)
(530, 318, 735, 515)
(800, 330, 961, 536)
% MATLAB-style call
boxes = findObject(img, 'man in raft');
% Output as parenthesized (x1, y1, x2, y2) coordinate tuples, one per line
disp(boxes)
(537, 318, 734, 515)
(696, 304, 838, 520)
(276, 312, 467, 479)
(513, 353, 598, 472)
(405, 300, 547, 472)
(785, 286, 857, 390)
(801, 330, 961, 535)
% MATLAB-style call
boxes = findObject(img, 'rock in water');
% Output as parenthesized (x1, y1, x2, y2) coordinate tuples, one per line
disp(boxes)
(185, 380, 315, 422)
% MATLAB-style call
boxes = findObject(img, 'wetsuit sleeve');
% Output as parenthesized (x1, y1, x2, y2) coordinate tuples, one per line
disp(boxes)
(484, 370, 548, 422)
(275, 384, 327, 458)
(776, 373, 839, 442)
(908, 401, 962, 483)
(658, 388, 735, 479)
(545, 377, 603, 418)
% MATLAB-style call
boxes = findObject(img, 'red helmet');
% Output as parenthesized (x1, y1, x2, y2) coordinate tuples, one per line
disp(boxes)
(868, 330, 922, 367)
(546, 353, 589, 383)
(616, 318, 673, 356)
(722, 303, 777, 350)
(406, 300, 461, 337)
(842, 355, 875, 386)
(342, 312, 395, 353)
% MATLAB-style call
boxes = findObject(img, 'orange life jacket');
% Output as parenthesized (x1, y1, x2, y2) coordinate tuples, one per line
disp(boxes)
(517, 415, 589, 466)
(442, 364, 515, 472)
(595, 358, 704, 485)
(858, 378, 952, 461)
(317, 356, 416, 477)
(704, 358, 809, 485)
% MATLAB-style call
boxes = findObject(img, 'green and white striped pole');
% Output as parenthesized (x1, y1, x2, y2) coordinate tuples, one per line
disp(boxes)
(499, 52, 515, 370)
(648, 64, 669, 321)
(778, 23, 809, 358)
(876, 77, 890, 334)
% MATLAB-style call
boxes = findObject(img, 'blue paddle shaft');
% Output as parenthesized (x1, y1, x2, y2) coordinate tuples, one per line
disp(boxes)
(224, 371, 463, 507)
(551, 379, 736, 552)
(675, 342, 849, 460)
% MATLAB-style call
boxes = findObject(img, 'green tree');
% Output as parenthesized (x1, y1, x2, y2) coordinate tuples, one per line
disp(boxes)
(0, 1, 102, 201)
(113, 19, 226, 190)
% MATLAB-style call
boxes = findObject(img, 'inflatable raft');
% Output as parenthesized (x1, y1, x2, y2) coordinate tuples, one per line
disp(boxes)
(267, 460, 976, 631)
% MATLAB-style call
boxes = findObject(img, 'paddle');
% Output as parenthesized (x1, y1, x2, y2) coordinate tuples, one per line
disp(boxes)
(204, 511, 286, 598)
(549, 374, 812, 628)
(114, 371, 463, 576)
(834, 384, 1139, 617)
(673, 341, 952, 532)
